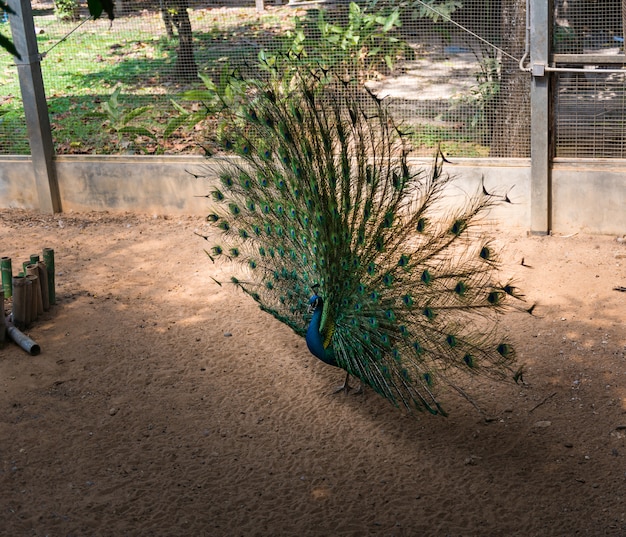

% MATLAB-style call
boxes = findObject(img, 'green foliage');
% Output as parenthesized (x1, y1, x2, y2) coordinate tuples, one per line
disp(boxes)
(101, 85, 157, 151)
(372, 0, 462, 23)
(54, 0, 81, 22)
(451, 55, 499, 134)
(165, 1, 415, 137)
(164, 69, 244, 140)
(285, 1, 412, 80)
(408, 0, 462, 23)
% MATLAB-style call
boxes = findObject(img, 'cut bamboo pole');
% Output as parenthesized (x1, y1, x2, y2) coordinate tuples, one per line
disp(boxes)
(1, 257, 12, 298)
(43, 248, 55, 305)
(0, 289, 5, 345)
(26, 268, 43, 318)
(11, 275, 30, 329)
(37, 261, 49, 311)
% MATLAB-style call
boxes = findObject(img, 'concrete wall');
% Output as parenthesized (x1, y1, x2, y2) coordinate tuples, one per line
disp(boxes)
(552, 159, 626, 235)
(1, 155, 624, 235)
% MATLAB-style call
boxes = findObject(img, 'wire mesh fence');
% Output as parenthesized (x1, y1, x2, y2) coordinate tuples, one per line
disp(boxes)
(553, 0, 626, 158)
(0, 1, 625, 159)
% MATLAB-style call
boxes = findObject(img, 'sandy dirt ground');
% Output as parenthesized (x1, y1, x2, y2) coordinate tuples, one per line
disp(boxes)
(0, 208, 625, 537)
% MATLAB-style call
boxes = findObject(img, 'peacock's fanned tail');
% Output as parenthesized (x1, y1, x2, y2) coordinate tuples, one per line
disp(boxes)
(199, 65, 525, 415)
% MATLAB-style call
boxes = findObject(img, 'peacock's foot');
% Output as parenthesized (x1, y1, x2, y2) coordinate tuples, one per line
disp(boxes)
(332, 372, 363, 395)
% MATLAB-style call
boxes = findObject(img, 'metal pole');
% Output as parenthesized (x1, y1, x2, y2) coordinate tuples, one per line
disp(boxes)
(529, 0, 552, 234)
(8, 0, 62, 214)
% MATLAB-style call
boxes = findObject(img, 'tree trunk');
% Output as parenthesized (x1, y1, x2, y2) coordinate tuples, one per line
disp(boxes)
(163, 0, 198, 81)
(491, 0, 530, 157)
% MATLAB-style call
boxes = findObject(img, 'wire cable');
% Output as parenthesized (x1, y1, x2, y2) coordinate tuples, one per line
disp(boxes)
(412, 0, 522, 63)
(39, 15, 94, 59)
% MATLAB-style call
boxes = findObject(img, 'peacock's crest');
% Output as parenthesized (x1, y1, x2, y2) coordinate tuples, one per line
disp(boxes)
(195, 63, 527, 415)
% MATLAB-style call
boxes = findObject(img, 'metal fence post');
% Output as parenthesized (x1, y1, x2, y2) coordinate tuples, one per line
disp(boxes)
(529, 0, 552, 234)
(8, 0, 62, 214)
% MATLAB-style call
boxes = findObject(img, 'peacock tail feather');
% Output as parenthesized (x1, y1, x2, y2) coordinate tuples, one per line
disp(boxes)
(197, 63, 526, 415)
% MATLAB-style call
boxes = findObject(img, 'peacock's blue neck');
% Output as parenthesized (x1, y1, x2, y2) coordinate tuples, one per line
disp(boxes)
(305, 295, 337, 366)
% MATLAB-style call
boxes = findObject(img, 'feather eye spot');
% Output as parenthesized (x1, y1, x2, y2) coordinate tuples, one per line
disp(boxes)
(421, 270, 432, 285)
(383, 273, 394, 286)
(398, 254, 410, 268)
(423, 307, 435, 320)
(450, 219, 467, 236)
(383, 211, 394, 228)
(247, 108, 258, 122)
(416, 218, 427, 233)
(402, 294, 413, 307)
(487, 290, 502, 305)
(497, 343, 513, 358)
(463, 353, 475, 367)
(503, 284, 516, 295)
(446, 334, 457, 347)
(454, 281, 467, 296)
(480, 246, 492, 260)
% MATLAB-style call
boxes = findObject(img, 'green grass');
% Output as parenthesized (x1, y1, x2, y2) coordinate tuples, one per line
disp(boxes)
(409, 124, 490, 157)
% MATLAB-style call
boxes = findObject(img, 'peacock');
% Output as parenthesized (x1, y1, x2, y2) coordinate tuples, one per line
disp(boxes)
(194, 63, 526, 415)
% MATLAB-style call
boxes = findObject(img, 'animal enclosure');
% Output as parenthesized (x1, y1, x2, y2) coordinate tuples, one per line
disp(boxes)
(2, 0, 626, 158)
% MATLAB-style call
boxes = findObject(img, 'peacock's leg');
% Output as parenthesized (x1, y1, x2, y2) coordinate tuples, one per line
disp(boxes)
(332, 371, 351, 394)
(333, 372, 363, 395)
